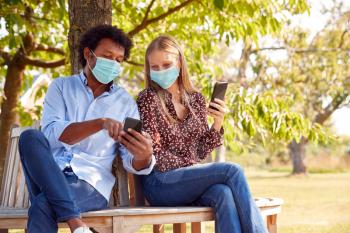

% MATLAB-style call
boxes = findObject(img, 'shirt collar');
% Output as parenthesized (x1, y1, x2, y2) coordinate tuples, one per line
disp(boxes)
(79, 71, 117, 93)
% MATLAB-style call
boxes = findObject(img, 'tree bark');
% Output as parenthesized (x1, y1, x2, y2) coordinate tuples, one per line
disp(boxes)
(0, 34, 35, 179)
(215, 145, 226, 162)
(0, 34, 66, 180)
(288, 138, 307, 174)
(287, 91, 349, 174)
(68, 0, 112, 74)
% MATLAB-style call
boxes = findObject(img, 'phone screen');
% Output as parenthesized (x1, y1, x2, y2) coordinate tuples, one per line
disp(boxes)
(210, 82, 228, 110)
(123, 117, 142, 134)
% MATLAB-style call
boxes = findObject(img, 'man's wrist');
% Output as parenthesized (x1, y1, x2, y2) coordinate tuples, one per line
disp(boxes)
(98, 118, 106, 129)
(134, 156, 152, 165)
(132, 156, 152, 170)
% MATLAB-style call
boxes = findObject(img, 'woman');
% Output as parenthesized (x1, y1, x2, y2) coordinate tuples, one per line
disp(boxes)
(136, 35, 268, 233)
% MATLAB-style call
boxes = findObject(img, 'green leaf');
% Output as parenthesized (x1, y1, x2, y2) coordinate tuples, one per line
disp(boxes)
(214, 0, 224, 10)
(5, 0, 21, 5)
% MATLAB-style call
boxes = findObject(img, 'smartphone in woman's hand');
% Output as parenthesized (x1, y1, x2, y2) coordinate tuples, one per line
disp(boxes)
(210, 82, 228, 110)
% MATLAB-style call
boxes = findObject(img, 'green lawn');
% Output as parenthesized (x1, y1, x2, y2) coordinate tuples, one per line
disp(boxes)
(9, 171, 350, 233)
(248, 171, 350, 233)
(138, 171, 350, 233)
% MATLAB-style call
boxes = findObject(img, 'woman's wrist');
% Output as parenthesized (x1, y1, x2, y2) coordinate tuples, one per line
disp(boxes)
(212, 120, 223, 132)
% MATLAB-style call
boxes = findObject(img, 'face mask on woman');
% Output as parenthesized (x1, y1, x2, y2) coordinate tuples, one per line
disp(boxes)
(150, 66, 180, 89)
(88, 50, 122, 84)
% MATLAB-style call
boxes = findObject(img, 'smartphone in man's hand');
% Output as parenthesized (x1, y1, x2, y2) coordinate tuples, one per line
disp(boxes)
(123, 117, 142, 139)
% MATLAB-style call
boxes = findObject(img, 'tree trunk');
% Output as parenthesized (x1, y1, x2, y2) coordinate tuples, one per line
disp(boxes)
(68, 0, 112, 74)
(288, 138, 307, 174)
(0, 34, 35, 180)
(215, 145, 226, 162)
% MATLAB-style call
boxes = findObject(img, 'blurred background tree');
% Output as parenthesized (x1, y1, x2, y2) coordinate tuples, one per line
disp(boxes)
(1, 0, 346, 181)
(229, 2, 350, 173)
(0, 0, 68, 179)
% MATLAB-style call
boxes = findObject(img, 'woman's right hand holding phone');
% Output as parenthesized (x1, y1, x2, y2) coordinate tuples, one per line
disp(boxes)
(208, 98, 226, 132)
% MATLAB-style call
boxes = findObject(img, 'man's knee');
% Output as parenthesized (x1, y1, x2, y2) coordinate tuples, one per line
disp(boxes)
(19, 129, 44, 146)
(19, 129, 48, 157)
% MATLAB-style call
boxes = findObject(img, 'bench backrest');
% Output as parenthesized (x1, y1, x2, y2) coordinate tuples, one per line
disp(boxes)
(0, 125, 35, 208)
(0, 124, 145, 209)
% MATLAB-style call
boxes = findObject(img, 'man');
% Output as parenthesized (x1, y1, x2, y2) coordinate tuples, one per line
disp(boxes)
(19, 25, 155, 233)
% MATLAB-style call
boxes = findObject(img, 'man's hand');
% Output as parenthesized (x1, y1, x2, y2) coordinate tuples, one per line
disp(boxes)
(102, 118, 123, 141)
(118, 129, 153, 170)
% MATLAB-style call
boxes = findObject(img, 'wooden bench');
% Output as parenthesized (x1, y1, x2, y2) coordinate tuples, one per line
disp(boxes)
(0, 124, 283, 233)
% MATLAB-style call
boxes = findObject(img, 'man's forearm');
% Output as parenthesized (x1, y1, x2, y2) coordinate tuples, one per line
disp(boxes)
(59, 118, 105, 145)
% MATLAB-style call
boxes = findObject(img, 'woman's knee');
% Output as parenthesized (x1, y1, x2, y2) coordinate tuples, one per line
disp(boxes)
(224, 162, 245, 177)
(203, 184, 233, 204)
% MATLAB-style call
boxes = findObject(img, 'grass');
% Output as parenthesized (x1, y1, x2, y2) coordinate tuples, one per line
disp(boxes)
(9, 171, 350, 233)
(247, 171, 350, 233)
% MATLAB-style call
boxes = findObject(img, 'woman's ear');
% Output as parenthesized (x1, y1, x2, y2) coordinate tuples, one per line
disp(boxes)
(176, 58, 181, 70)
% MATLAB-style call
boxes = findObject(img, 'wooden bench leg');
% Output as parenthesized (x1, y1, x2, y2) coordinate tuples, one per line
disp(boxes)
(191, 222, 205, 233)
(153, 224, 164, 233)
(267, 214, 277, 233)
(113, 216, 141, 233)
(173, 223, 186, 233)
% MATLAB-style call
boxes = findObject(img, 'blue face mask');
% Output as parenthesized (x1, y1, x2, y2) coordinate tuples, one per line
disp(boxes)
(150, 66, 180, 89)
(88, 50, 122, 84)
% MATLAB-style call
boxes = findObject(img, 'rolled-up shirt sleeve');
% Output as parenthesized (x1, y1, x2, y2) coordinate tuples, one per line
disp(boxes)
(118, 100, 155, 175)
(41, 78, 75, 150)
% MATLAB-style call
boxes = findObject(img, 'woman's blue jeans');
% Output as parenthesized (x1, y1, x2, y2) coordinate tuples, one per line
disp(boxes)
(18, 129, 108, 233)
(141, 162, 268, 233)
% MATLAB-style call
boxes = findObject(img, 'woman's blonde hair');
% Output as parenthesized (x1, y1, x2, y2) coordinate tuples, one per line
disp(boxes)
(144, 35, 197, 123)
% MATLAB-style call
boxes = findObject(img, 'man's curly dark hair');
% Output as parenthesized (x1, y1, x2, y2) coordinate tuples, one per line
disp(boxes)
(78, 24, 133, 67)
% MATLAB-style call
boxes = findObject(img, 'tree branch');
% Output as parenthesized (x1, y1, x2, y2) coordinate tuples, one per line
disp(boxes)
(0, 50, 11, 64)
(141, 0, 156, 25)
(23, 57, 66, 68)
(19, 14, 61, 23)
(251, 47, 350, 54)
(128, 0, 196, 37)
(126, 60, 144, 67)
(34, 44, 65, 55)
(338, 29, 348, 48)
(314, 91, 349, 125)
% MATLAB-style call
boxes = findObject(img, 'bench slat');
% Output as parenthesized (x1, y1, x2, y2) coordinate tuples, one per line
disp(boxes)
(254, 197, 284, 207)
(0, 203, 283, 218)
(15, 164, 26, 208)
(8, 138, 20, 207)
(2, 138, 17, 207)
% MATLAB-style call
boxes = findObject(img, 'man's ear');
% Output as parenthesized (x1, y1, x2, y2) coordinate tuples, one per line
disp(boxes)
(83, 47, 92, 65)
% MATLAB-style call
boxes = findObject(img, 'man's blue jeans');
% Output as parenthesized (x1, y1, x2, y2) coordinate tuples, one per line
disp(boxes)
(141, 163, 268, 233)
(18, 129, 108, 233)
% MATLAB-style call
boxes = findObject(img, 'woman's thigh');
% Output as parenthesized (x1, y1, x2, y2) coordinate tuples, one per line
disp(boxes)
(142, 162, 242, 206)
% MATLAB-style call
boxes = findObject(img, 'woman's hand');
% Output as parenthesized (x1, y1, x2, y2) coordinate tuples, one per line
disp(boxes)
(207, 98, 226, 131)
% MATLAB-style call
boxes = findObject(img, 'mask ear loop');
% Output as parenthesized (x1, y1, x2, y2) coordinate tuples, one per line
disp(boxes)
(87, 49, 97, 71)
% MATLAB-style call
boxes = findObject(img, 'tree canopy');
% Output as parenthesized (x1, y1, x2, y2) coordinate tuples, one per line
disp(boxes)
(1, 0, 343, 174)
